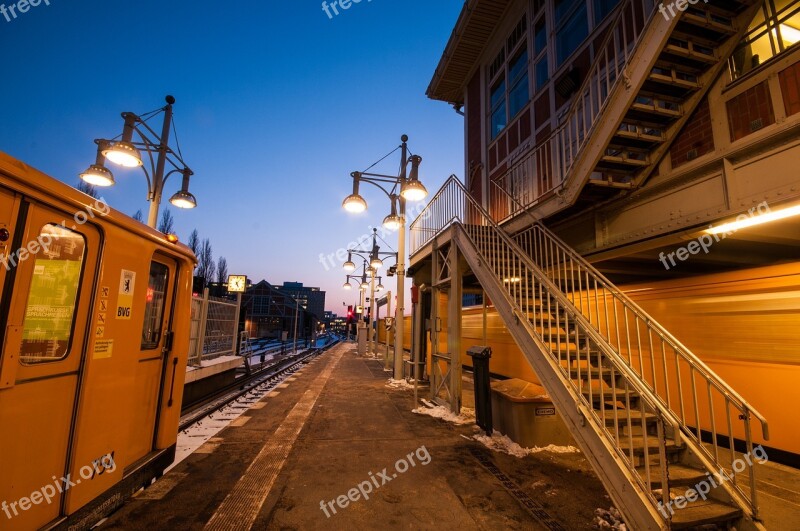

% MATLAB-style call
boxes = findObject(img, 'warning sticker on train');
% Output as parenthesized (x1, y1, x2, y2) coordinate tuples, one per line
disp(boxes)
(116, 270, 135, 320)
(94, 339, 113, 359)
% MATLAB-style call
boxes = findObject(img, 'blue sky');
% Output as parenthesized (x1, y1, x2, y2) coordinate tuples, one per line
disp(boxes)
(0, 0, 464, 314)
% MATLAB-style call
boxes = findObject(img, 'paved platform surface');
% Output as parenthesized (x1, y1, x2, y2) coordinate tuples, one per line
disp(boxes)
(101, 342, 613, 530)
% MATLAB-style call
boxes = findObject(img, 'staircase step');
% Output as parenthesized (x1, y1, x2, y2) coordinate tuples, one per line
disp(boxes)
(568, 366, 634, 382)
(603, 409, 658, 428)
(581, 385, 638, 402)
(643, 71, 700, 99)
(619, 436, 683, 456)
(636, 463, 707, 489)
(598, 154, 650, 171)
(610, 128, 664, 149)
(670, 499, 743, 530)
(698, 1, 751, 19)
(659, 41, 717, 69)
(680, 10, 737, 38)
(627, 102, 682, 124)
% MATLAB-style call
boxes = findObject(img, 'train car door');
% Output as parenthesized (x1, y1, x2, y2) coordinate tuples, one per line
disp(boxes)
(126, 253, 178, 462)
(0, 200, 100, 531)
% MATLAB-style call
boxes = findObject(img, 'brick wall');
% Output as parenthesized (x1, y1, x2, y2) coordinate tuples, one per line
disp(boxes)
(779, 60, 800, 117)
(670, 99, 714, 168)
(467, 72, 483, 204)
(726, 81, 775, 142)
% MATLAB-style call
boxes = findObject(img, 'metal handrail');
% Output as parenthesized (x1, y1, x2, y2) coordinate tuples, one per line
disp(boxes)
(488, 0, 659, 222)
(490, 174, 767, 516)
(423, 176, 679, 525)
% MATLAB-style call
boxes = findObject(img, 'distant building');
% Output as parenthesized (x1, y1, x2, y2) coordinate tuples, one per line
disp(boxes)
(322, 311, 347, 334)
(278, 281, 326, 320)
(242, 280, 314, 340)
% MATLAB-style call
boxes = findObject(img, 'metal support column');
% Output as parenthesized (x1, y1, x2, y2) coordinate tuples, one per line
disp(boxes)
(447, 244, 462, 414)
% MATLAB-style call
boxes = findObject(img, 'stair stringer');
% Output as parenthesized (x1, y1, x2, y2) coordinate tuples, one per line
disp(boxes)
(450, 225, 668, 531)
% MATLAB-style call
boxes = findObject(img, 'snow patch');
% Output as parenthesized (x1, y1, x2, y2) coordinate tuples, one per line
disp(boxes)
(386, 378, 416, 390)
(594, 507, 627, 530)
(472, 431, 581, 458)
(412, 402, 476, 425)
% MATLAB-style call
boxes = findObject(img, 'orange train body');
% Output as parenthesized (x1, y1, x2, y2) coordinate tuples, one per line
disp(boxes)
(0, 152, 196, 530)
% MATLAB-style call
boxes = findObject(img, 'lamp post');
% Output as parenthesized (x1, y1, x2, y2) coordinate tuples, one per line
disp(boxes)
(80, 95, 197, 229)
(342, 229, 396, 355)
(342, 135, 427, 379)
(343, 260, 373, 356)
(293, 298, 300, 354)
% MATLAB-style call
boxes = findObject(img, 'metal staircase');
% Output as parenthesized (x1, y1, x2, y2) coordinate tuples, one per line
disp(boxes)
(491, 0, 762, 226)
(409, 176, 769, 530)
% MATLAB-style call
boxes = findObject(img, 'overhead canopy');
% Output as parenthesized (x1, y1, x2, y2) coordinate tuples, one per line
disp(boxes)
(427, 0, 513, 104)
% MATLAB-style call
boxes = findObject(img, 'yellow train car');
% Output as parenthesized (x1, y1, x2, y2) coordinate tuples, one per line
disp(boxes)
(450, 264, 800, 465)
(0, 152, 196, 530)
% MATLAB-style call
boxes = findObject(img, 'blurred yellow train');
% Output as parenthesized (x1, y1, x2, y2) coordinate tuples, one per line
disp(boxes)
(454, 262, 800, 465)
(374, 258, 798, 466)
(0, 152, 196, 530)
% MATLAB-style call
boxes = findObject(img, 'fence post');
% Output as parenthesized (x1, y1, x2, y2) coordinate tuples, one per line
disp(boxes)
(232, 292, 242, 356)
(197, 287, 210, 365)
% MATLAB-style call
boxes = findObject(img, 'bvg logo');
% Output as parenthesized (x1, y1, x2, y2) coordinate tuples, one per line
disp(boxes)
(117, 307, 131, 318)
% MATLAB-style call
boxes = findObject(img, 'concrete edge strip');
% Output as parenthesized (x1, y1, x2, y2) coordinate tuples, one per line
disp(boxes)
(204, 346, 346, 530)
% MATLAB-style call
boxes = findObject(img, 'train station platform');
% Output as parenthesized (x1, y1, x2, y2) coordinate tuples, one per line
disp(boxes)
(100, 342, 800, 530)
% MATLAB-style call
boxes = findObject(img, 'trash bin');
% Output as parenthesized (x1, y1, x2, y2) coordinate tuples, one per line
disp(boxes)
(467, 346, 492, 435)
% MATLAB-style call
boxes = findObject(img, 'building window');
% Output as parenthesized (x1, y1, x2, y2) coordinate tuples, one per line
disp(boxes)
(533, 10, 549, 92)
(730, 0, 800, 80)
(20, 225, 86, 364)
(488, 16, 530, 139)
(555, 0, 589, 66)
(141, 261, 169, 350)
(593, 0, 620, 24)
(509, 48, 530, 116)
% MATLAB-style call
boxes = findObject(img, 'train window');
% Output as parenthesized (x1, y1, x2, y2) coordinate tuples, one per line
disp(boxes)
(20, 224, 86, 364)
(141, 261, 169, 350)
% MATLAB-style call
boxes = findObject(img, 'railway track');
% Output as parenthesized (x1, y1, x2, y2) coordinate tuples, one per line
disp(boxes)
(178, 339, 341, 432)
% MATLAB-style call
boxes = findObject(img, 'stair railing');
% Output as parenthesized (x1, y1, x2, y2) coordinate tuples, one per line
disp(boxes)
(415, 176, 683, 526)
(489, 0, 660, 223)
(490, 177, 769, 517)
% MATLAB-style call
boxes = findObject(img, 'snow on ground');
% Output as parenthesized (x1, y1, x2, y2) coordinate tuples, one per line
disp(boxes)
(386, 378, 417, 390)
(169, 352, 311, 473)
(472, 430, 581, 458)
(169, 403, 250, 472)
(594, 507, 627, 530)
(413, 400, 476, 425)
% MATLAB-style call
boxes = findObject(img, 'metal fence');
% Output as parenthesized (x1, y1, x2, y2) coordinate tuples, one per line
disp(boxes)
(188, 288, 240, 367)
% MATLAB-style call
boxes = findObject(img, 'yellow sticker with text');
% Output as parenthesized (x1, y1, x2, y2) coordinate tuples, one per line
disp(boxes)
(94, 339, 113, 359)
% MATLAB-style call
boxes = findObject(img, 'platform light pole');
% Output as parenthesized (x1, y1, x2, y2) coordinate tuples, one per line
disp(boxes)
(342, 135, 427, 379)
(343, 259, 384, 354)
(342, 229, 396, 355)
(293, 298, 300, 354)
(80, 95, 198, 229)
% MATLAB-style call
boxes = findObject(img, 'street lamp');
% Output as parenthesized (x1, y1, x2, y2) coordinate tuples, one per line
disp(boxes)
(81, 95, 198, 229)
(343, 259, 372, 339)
(341, 135, 427, 379)
(342, 230, 398, 357)
(343, 252, 356, 272)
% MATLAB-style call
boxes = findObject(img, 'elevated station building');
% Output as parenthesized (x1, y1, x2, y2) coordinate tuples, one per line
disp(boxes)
(407, 1, 800, 529)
